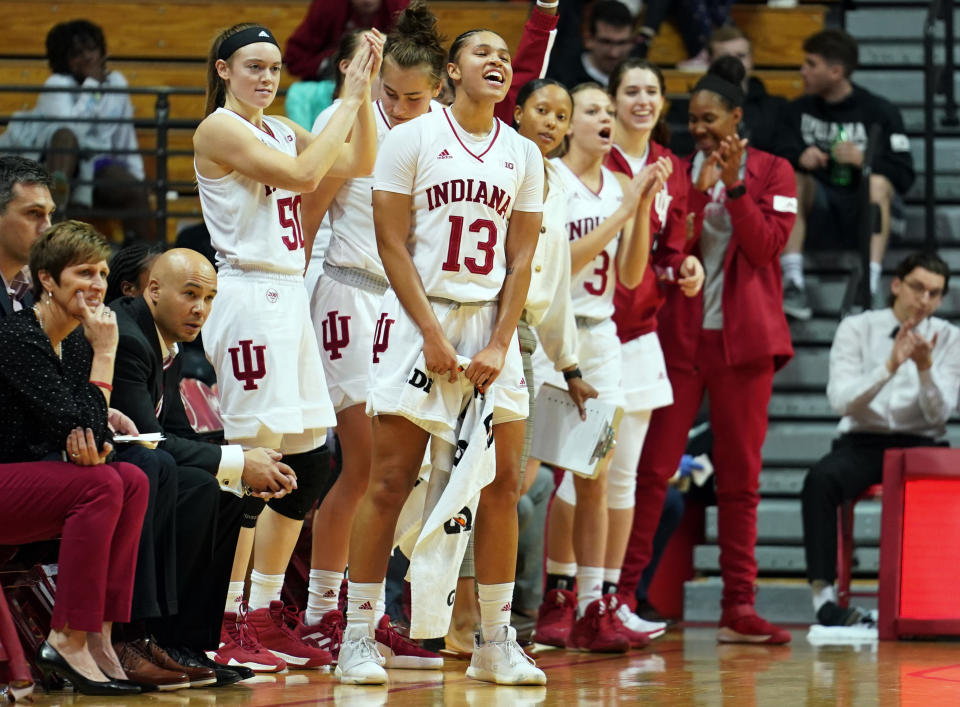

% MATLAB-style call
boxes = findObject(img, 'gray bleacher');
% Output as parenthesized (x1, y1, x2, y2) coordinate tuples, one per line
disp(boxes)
(682, 4, 960, 623)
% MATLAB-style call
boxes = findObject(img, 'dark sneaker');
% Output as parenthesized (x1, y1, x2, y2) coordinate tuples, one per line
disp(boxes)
(783, 281, 812, 320)
(816, 601, 866, 627)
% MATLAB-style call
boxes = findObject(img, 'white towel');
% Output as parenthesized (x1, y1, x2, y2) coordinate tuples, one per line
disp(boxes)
(397, 357, 497, 639)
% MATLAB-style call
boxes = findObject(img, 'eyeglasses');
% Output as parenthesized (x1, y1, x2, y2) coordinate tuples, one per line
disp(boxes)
(903, 278, 944, 299)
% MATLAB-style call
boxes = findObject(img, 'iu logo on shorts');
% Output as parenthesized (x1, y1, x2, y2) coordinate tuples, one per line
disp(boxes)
(372, 312, 394, 363)
(321, 310, 351, 360)
(229, 340, 267, 390)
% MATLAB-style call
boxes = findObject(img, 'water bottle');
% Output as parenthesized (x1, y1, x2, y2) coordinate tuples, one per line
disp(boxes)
(829, 124, 853, 187)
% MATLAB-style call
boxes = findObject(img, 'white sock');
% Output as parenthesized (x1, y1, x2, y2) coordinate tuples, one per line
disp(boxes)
(345, 581, 381, 637)
(477, 582, 514, 641)
(869, 261, 882, 295)
(248, 570, 284, 610)
(781, 253, 804, 288)
(603, 568, 621, 586)
(305, 569, 343, 625)
(225, 580, 245, 614)
(812, 583, 837, 613)
(576, 566, 605, 615)
(546, 559, 577, 578)
(375, 581, 387, 627)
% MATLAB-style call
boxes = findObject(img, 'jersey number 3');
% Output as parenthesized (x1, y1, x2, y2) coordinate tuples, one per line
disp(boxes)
(441, 216, 497, 275)
(584, 251, 610, 295)
(277, 195, 304, 251)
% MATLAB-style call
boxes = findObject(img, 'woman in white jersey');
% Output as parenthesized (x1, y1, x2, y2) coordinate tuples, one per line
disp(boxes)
(530, 82, 671, 653)
(337, 28, 546, 686)
(297, 2, 446, 669)
(193, 23, 381, 670)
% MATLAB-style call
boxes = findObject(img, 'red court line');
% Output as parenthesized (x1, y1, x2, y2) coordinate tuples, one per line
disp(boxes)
(906, 664, 960, 683)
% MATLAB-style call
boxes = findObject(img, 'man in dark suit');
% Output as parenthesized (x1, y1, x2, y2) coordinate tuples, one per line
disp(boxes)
(0, 156, 55, 317)
(109, 248, 297, 679)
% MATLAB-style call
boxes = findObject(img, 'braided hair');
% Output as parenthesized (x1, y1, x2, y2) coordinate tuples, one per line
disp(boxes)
(106, 242, 164, 303)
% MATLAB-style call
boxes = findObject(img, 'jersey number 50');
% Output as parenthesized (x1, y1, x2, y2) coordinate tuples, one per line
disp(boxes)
(277, 195, 304, 251)
(441, 216, 497, 275)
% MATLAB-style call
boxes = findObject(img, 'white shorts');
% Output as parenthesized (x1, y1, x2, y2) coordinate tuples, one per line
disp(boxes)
(532, 317, 624, 408)
(204, 270, 336, 453)
(620, 331, 673, 412)
(310, 274, 383, 413)
(366, 290, 528, 444)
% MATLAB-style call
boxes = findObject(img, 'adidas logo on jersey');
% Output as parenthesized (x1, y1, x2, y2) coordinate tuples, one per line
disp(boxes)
(437, 148, 453, 160)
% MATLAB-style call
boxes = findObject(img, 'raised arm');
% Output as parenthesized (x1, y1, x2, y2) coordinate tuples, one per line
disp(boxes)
(616, 157, 672, 289)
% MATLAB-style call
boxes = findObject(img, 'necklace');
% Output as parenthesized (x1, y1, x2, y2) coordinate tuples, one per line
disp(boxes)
(33, 304, 62, 360)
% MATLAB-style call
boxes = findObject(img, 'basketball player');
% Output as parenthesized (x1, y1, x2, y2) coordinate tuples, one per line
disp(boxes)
(192, 23, 381, 669)
(337, 28, 547, 686)
(530, 82, 671, 652)
(298, 1, 446, 668)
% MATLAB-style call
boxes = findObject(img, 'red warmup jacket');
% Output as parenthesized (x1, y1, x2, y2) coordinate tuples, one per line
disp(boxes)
(284, 0, 410, 80)
(494, 7, 558, 124)
(605, 142, 690, 343)
(657, 147, 796, 372)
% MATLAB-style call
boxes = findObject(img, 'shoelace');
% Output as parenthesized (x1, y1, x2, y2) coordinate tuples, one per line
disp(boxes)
(234, 601, 266, 651)
(381, 622, 417, 653)
(350, 635, 382, 664)
(271, 603, 303, 638)
(321, 613, 345, 651)
(494, 636, 538, 669)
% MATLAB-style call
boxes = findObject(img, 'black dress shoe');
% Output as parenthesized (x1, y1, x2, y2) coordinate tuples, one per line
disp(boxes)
(35, 640, 142, 696)
(166, 646, 244, 687)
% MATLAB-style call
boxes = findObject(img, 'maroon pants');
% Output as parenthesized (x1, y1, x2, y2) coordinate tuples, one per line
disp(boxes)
(0, 461, 149, 632)
(619, 330, 774, 610)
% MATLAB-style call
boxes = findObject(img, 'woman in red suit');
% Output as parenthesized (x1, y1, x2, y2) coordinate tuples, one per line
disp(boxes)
(628, 56, 797, 643)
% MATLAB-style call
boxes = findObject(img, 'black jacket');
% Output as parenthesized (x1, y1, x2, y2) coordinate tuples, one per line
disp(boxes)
(784, 83, 915, 195)
(110, 295, 222, 473)
(0, 282, 33, 318)
(742, 77, 791, 159)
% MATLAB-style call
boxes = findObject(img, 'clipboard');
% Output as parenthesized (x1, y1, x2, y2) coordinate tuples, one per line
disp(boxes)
(530, 383, 623, 478)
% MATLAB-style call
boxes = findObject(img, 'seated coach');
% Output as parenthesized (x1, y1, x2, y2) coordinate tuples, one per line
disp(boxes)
(801, 251, 960, 627)
(109, 248, 297, 675)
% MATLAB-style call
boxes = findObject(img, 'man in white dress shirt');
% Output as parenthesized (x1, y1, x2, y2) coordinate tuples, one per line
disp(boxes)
(801, 251, 960, 626)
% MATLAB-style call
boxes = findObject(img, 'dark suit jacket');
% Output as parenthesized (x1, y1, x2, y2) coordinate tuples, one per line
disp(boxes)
(0, 283, 33, 318)
(110, 296, 222, 473)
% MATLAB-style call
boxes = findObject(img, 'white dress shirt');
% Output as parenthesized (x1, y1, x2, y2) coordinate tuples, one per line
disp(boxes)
(827, 308, 960, 439)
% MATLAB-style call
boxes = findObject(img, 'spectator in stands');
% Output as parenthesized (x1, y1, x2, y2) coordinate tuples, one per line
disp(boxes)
(0, 219, 148, 696)
(0, 21, 152, 243)
(630, 57, 796, 644)
(109, 248, 296, 678)
(547, 1, 637, 88)
(0, 157, 55, 316)
(105, 242, 163, 304)
(285, 0, 409, 80)
(635, 0, 736, 71)
(707, 26, 791, 158)
(802, 251, 960, 626)
(781, 29, 914, 320)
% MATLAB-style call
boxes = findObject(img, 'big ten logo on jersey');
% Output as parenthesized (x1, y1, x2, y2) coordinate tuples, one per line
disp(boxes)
(229, 340, 267, 390)
(443, 506, 474, 535)
(265, 185, 304, 252)
(321, 311, 351, 360)
(371, 312, 394, 364)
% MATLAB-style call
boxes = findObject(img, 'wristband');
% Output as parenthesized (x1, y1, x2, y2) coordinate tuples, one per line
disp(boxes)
(537, 0, 559, 7)
(563, 367, 582, 381)
(90, 380, 113, 393)
(725, 182, 746, 200)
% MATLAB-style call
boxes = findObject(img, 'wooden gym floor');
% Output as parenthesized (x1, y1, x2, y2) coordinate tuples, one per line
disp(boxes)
(27, 627, 960, 705)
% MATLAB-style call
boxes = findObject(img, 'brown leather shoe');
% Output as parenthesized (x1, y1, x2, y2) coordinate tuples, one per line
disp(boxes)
(115, 640, 190, 691)
(140, 639, 217, 688)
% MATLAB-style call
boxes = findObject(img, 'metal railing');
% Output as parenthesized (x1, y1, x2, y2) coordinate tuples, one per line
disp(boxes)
(0, 83, 205, 240)
(923, 0, 959, 248)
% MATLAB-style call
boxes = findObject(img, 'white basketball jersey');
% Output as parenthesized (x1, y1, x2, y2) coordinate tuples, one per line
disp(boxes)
(196, 108, 305, 275)
(552, 159, 624, 319)
(374, 107, 543, 303)
(319, 99, 442, 278)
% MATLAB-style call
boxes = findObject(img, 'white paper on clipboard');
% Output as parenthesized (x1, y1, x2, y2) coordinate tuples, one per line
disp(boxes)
(530, 383, 623, 478)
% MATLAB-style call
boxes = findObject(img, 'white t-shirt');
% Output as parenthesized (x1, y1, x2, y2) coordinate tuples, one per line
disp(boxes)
(196, 108, 305, 275)
(374, 107, 543, 303)
(552, 158, 624, 320)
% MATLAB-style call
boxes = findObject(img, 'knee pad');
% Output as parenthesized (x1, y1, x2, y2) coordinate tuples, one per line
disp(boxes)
(241, 495, 265, 528)
(555, 470, 576, 505)
(267, 446, 334, 521)
(606, 462, 637, 510)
